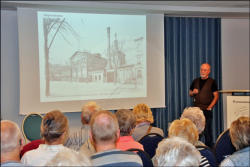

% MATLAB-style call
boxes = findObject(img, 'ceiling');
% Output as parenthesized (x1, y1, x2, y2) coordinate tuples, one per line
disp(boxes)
(1, 1, 249, 18)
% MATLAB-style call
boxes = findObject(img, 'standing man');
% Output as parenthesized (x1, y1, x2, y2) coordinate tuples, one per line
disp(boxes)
(189, 63, 219, 148)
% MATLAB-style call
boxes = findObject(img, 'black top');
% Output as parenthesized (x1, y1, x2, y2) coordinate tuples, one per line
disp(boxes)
(190, 77, 218, 92)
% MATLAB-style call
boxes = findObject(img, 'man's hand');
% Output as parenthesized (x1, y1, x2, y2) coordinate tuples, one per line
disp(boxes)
(192, 89, 199, 95)
(189, 89, 199, 97)
(207, 107, 212, 111)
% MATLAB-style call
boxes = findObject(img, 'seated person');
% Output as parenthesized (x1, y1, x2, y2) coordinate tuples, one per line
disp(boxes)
(65, 101, 100, 152)
(45, 148, 91, 166)
(20, 139, 45, 158)
(132, 103, 164, 141)
(180, 107, 206, 146)
(220, 116, 250, 167)
(1, 120, 24, 166)
(90, 110, 143, 167)
(168, 118, 211, 167)
(115, 109, 144, 151)
(152, 136, 201, 166)
(21, 110, 90, 166)
(181, 107, 217, 167)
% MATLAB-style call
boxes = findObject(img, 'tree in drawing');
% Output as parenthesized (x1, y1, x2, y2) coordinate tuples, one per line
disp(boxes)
(43, 16, 78, 96)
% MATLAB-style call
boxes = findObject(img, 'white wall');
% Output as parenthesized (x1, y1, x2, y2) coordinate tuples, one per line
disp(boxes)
(1, 9, 249, 132)
(221, 18, 250, 129)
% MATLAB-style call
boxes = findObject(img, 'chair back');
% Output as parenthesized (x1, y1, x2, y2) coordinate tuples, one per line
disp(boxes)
(22, 113, 43, 143)
(138, 133, 164, 159)
(196, 145, 217, 167)
(214, 129, 236, 164)
(126, 148, 153, 167)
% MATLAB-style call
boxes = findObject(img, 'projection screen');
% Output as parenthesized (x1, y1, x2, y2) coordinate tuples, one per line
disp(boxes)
(17, 7, 165, 114)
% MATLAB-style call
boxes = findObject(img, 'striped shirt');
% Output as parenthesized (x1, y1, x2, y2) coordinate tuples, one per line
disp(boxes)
(200, 155, 211, 167)
(91, 149, 143, 167)
(64, 125, 90, 151)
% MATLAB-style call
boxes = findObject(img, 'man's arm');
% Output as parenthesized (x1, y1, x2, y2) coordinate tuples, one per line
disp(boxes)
(207, 91, 219, 110)
(189, 80, 198, 97)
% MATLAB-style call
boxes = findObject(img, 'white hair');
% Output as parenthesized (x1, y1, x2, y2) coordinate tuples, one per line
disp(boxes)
(153, 137, 201, 166)
(1, 120, 22, 153)
(181, 107, 205, 134)
(45, 149, 92, 166)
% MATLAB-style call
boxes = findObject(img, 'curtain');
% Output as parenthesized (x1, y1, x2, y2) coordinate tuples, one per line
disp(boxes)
(152, 16, 223, 142)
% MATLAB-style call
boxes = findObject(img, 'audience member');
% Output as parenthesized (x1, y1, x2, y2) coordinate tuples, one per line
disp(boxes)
(132, 103, 164, 141)
(180, 107, 206, 146)
(220, 116, 250, 167)
(168, 118, 211, 167)
(1, 120, 24, 166)
(20, 139, 45, 158)
(45, 148, 91, 166)
(65, 101, 100, 153)
(21, 110, 90, 166)
(90, 110, 143, 167)
(152, 136, 201, 166)
(115, 109, 144, 151)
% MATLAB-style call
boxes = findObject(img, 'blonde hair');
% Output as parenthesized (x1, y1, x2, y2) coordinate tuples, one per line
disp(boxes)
(41, 110, 69, 143)
(90, 110, 119, 144)
(181, 107, 205, 134)
(1, 120, 22, 153)
(81, 101, 101, 124)
(229, 116, 250, 150)
(153, 137, 201, 166)
(168, 118, 199, 145)
(133, 103, 154, 124)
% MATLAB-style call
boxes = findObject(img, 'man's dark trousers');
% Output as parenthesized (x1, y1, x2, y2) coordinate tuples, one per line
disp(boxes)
(202, 109, 213, 148)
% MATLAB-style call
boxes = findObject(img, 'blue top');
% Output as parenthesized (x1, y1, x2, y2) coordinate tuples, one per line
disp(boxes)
(1, 161, 26, 166)
(220, 146, 250, 167)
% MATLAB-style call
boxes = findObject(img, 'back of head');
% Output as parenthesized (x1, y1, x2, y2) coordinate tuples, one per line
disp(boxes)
(181, 107, 205, 134)
(81, 101, 101, 124)
(153, 137, 201, 166)
(45, 149, 91, 166)
(41, 110, 69, 143)
(90, 110, 119, 144)
(1, 120, 22, 153)
(168, 118, 198, 145)
(133, 103, 154, 124)
(229, 116, 250, 150)
(115, 109, 136, 136)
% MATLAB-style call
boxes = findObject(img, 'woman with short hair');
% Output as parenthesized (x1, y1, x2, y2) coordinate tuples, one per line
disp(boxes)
(220, 116, 250, 167)
(21, 110, 91, 166)
(132, 103, 164, 141)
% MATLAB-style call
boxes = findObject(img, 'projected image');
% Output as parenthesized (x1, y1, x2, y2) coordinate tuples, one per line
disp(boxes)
(37, 11, 146, 102)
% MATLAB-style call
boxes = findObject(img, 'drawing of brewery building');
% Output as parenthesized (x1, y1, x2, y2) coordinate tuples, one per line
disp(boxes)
(54, 27, 144, 85)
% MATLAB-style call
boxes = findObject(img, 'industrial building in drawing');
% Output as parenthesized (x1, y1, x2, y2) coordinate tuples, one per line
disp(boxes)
(69, 27, 144, 85)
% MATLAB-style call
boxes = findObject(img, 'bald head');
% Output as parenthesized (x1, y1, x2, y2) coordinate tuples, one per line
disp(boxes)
(1, 120, 22, 153)
(90, 110, 119, 144)
(200, 63, 211, 79)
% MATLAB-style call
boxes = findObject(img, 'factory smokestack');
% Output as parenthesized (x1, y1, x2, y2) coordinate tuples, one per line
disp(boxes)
(107, 27, 111, 68)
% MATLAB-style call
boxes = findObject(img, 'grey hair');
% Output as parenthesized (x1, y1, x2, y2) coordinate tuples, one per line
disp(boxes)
(153, 137, 201, 167)
(45, 149, 92, 166)
(1, 120, 22, 153)
(181, 107, 205, 134)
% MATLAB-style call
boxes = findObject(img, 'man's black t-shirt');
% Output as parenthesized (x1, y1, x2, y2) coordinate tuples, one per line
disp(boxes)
(190, 77, 218, 92)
